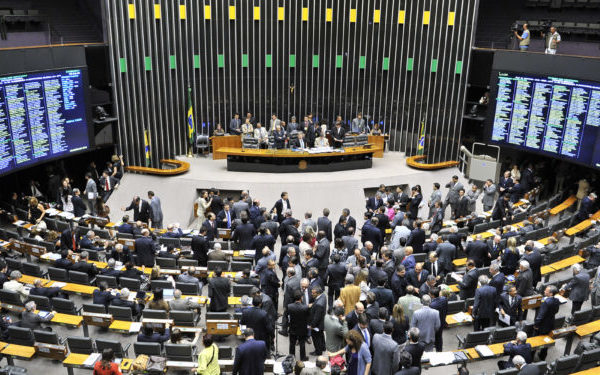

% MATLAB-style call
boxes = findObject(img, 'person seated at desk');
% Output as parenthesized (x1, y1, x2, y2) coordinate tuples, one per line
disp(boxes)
(121, 261, 144, 281)
(169, 289, 202, 312)
(273, 124, 287, 149)
(109, 244, 131, 264)
(54, 250, 73, 270)
(117, 215, 134, 234)
(137, 324, 170, 344)
(290, 132, 308, 149)
(241, 118, 254, 138)
(497, 331, 532, 370)
(207, 242, 228, 261)
(331, 121, 346, 148)
(158, 246, 180, 260)
(93, 281, 116, 308)
(178, 267, 202, 289)
(235, 269, 260, 287)
(229, 113, 242, 135)
(80, 230, 106, 252)
(70, 251, 99, 279)
(30, 278, 64, 300)
(111, 288, 143, 318)
(254, 122, 269, 149)
(213, 123, 225, 136)
(370, 122, 383, 136)
(94, 348, 123, 375)
(3, 270, 30, 302)
(150, 266, 174, 286)
(162, 223, 183, 238)
(314, 131, 329, 148)
(19, 301, 55, 330)
(148, 288, 170, 311)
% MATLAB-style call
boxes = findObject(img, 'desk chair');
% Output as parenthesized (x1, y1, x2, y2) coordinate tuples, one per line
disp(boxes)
(230, 261, 252, 272)
(96, 339, 131, 358)
(175, 282, 200, 295)
(548, 354, 579, 375)
(48, 267, 68, 282)
(171, 310, 198, 326)
(96, 275, 118, 289)
(22, 262, 44, 278)
(489, 326, 516, 344)
(206, 312, 231, 320)
(5, 258, 22, 272)
(119, 277, 141, 291)
(7, 326, 35, 346)
(208, 260, 228, 271)
(156, 257, 177, 268)
(134, 342, 162, 356)
(67, 337, 94, 354)
(576, 347, 600, 371)
(33, 330, 62, 345)
(570, 308, 593, 326)
(150, 280, 173, 290)
(68, 270, 94, 285)
(232, 284, 254, 297)
(83, 303, 108, 314)
(52, 298, 80, 315)
(0, 289, 25, 308)
(108, 305, 135, 322)
(178, 259, 198, 267)
(218, 346, 233, 359)
(27, 295, 52, 311)
(456, 331, 490, 349)
(165, 344, 196, 362)
(495, 368, 518, 375)
(143, 309, 169, 320)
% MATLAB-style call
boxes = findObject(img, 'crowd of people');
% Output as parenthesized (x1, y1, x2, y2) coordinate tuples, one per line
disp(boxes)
(4, 159, 600, 375)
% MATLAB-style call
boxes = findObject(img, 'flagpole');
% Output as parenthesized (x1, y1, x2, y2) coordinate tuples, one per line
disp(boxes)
(187, 86, 193, 157)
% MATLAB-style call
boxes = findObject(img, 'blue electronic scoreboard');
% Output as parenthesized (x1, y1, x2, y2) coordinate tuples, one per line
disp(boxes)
(0, 68, 90, 175)
(489, 71, 600, 168)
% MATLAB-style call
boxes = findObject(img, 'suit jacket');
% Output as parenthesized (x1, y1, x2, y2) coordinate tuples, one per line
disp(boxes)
(318, 216, 333, 242)
(516, 268, 535, 297)
(521, 168, 534, 192)
(492, 197, 512, 221)
(371, 286, 394, 313)
(523, 250, 543, 286)
(216, 209, 236, 229)
(459, 268, 478, 299)
(332, 126, 346, 144)
(325, 263, 347, 288)
(395, 367, 420, 375)
(134, 236, 157, 267)
(406, 228, 426, 254)
(406, 269, 429, 289)
(54, 257, 72, 270)
(125, 199, 153, 223)
(503, 342, 532, 364)
(232, 223, 256, 250)
(93, 289, 116, 306)
(70, 261, 98, 279)
(424, 260, 445, 279)
(20, 311, 52, 330)
(334, 223, 347, 240)
(241, 306, 272, 342)
(577, 196, 595, 221)
(324, 314, 348, 352)
(208, 277, 230, 312)
(191, 235, 209, 266)
(339, 284, 361, 315)
(310, 294, 327, 330)
(445, 181, 464, 205)
(473, 285, 497, 319)
(72, 195, 87, 217)
(111, 297, 141, 317)
(232, 339, 268, 375)
(369, 266, 389, 287)
(430, 296, 448, 329)
(30, 286, 61, 299)
(273, 199, 292, 222)
(372, 333, 400, 375)
(366, 197, 384, 211)
(361, 221, 383, 252)
(410, 306, 440, 345)
(482, 184, 497, 207)
(202, 219, 219, 241)
(342, 235, 359, 252)
(404, 342, 425, 369)
(287, 302, 309, 338)
(466, 240, 489, 268)
(315, 238, 331, 270)
(60, 229, 79, 251)
(489, 272, 506, 296)
(535, 296, 560, 334)
(499, 292, 522, 325)
(251, 234, 276, 261)
(565, 272, 590, 302)
(517, 364, 541, 375)
(436, 242, 456, 272)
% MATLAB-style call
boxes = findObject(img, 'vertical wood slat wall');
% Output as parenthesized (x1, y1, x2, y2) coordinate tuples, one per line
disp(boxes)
(106, 0, 478, 167)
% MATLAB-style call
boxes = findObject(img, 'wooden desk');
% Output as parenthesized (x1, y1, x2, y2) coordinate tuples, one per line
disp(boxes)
(549, 195, 576, 215)
(367, 135, 386, 158)
(572, 366, 600, 375)
(469, 231, 496, 240)
(19, 275, 51, 286)
(566, 209, 600, 236)
(538, 237, 552, 245)
(109, 320, 135, 333)
(206, 319, 239, 335)
(212, 135, 242, 159)
(449, 284, 460, 293)
(49, 281, 97, 296)
(576, 319, 600, 337)
(453, 258, 467, 267)
(51, 312, 83, 328)
(446, 312, 473, 327)
(1, 343, 37, 359)
(549, 255, 586, 271)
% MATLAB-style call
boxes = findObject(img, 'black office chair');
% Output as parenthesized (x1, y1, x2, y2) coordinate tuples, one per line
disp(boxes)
(69, 270, 94, 285)
(206, 312, 231, 320)
(489, 327, 517, 344)
(529, 361, 547, 374)
(142, 309, 169, 320)
(52, 298, 80, 315)
(7, 326, 35, 346)
(67, 337, 95, 354)
(456, 331, 490, 349)
(108, 306, 135, 322)
(33, 330, 61, 345)
(156, 257, 177, 268)
(175, 282, 200, 295)
(48, 267, 69, 282)
(521, 322, 535, 337)
(170, 310, 197, 326)
(208, 260, 228, 271)
(119, 277, 141, 291)
(96, 275, 119, 289)
(413, 253, 427, 263)
(570, 308, 593, 326)
(592, 304, 600, 319)
(165, 344, 196, 362)
(150, 280, 173, 290)
(96, 339, 131, 358)
(495, 368, 518, 375)
(554, 315, 566, 329)
(134, 342, 162, 356)
(218, 346, 233, 359)
(5, 258, 22, 272)
(178, 259, 198, 267)
(0, 289, 25, 308)
(576, 347, 600, 371)
(548, 354, 579, 375)
(83, 303, 108, 314)
(27, 295, 52, 311)
(21, 262, 44, 278)
(230, 261, 252, 272)
(232, 284, 254, 297)
(117, 233, 134, 239)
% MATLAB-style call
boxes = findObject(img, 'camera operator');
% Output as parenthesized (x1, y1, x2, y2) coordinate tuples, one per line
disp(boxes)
(514, 23, 530, 51)
(542, 26, 561, 55)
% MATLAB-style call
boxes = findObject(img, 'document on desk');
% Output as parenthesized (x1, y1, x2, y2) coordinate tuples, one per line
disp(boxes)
(427, 352, 456, 366)
(45, 208, 60, 216)
(13, 220, 25, 226)
(83, 353, 101, 367)
(128, 322, 142, 333)
(51, 282, 67, 288)
(496, 308, 511, 326)
(475, 345, 494, 358)
(452, 312, 473, 323)
(451, 272, 463, 282)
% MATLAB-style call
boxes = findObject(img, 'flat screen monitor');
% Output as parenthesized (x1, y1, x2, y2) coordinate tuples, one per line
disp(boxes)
(0, 68, 91, 176)
(488, 71, 600, 168)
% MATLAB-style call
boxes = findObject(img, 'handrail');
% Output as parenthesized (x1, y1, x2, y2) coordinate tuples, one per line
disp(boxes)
(125, 159, 190, 176)
(406, 155, 459, 170)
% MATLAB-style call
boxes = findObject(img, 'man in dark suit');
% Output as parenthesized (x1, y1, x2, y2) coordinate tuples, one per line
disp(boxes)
(79, 230, 104, 252)
(404, 327, 425, 370)
(361, 217, 383, 253)
(208, 268, 231, 312)
(371, 277, 394, 313)
(93, 281, 116, 307)
(60, 227, 79, 251)
(71, 188, 87, 217)
(406, 221, 426, 254)
(520, 165, 535, 192)
(407, 263, 429, 289)
(100, 258, 122, 279)
(109, 244, 131, 264)
(340, 208, 357, 234)
(116, 216, 134, 234)
(216, 203, 236, 229)
(366, 193, 384, 212)
(498, 171, 513, 194)
(314, 231, 330, 277)
(272, 192, 291, 223)
(561, 263, 590, 314)
(331, 121, 346, 148)
(317, 208, 333, 242)
(99, 171, 119, 202)
(498, 331, 532, 370)
(455, 189, 470, 218)
(522, 243, 542, 287)
(472, 275, 497, 331)
(134, 229, 157, 267)
(487, 235, 505, 260)
(430, 287, 448, 352)
(70, 251, 98, 279)
(458, 260, 478, 299)
(251, 228, 276, 262)
(121, 196, 153, 224)
(233, 215, 257, 250)
(280, 267, 301, 336)
(260, 260, 280, 308)
(325, 254, 347, 310)
(513, 355, 540, 375)
(202, 213, 219, 241)
(30, 279, 62, 299)
(489, 263, 505, 297)
(191, 227, 209, 267)
(492, 193, 513, 223)
(535, 285, 561, 360)
(232, 328, 268, 375)
(435, 240, 456, 274)
(241, 296, 273, 345)
(516, 261, 535, 298)
(20, 301, 55, 330)
(510, 179, 523, 203)
(499, 286, 522, 326)
(575, 193, 596, 222)
(54, 250, 72, 270)
(466, 234, 490, 268)
(424, 251, 445, 282)
(309, 286, 327, 355)
(110, 288, 141, 318)
(287, 290, 309, 360)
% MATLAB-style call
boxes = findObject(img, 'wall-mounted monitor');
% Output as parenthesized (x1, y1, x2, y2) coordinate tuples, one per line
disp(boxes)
(0, 68, 91, 176)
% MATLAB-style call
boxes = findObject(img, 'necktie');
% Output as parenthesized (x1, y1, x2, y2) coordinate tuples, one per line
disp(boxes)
(304, 289, 309, 305)
(433, 262, 437, 277)
(509, 296, 513, 307)
(72, 234, 76, 250)
(363, 329, 369, 346)
(226, 212, 231, 228)
(300, 140, 304, 148)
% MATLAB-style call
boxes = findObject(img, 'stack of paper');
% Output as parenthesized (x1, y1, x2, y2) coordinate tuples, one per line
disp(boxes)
(452, 312, 472, 322)
(128, 322, 142, 333)
(13, 220, 25, 226)
(45, 208, 60, 216)
(428, 352, 456, 366)
(450, 272, 463, 282)
(51, 282, 67, 288)
(83, 353, 101, 367)
(475, 345, 494, 358)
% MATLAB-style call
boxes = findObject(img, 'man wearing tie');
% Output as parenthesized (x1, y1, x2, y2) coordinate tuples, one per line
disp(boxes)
(424, 252, 444, 283)
(217, 203, 235, 229)
(332, 121, 346, 148)
(499, 286, 522, 326)
(99, 171, 119, 202)
(290, 132, 307, 149)
(229, 113, 242, 134)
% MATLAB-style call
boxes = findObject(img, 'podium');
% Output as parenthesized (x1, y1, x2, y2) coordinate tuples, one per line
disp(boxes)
(206, 319, 239, 335)
(522, 295, 542, 310)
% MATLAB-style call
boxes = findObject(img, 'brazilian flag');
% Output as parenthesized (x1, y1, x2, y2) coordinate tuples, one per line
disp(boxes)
(144, 129, 151, 167)
(187, 87, 195, 146)
(417, 121, 425, 156)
